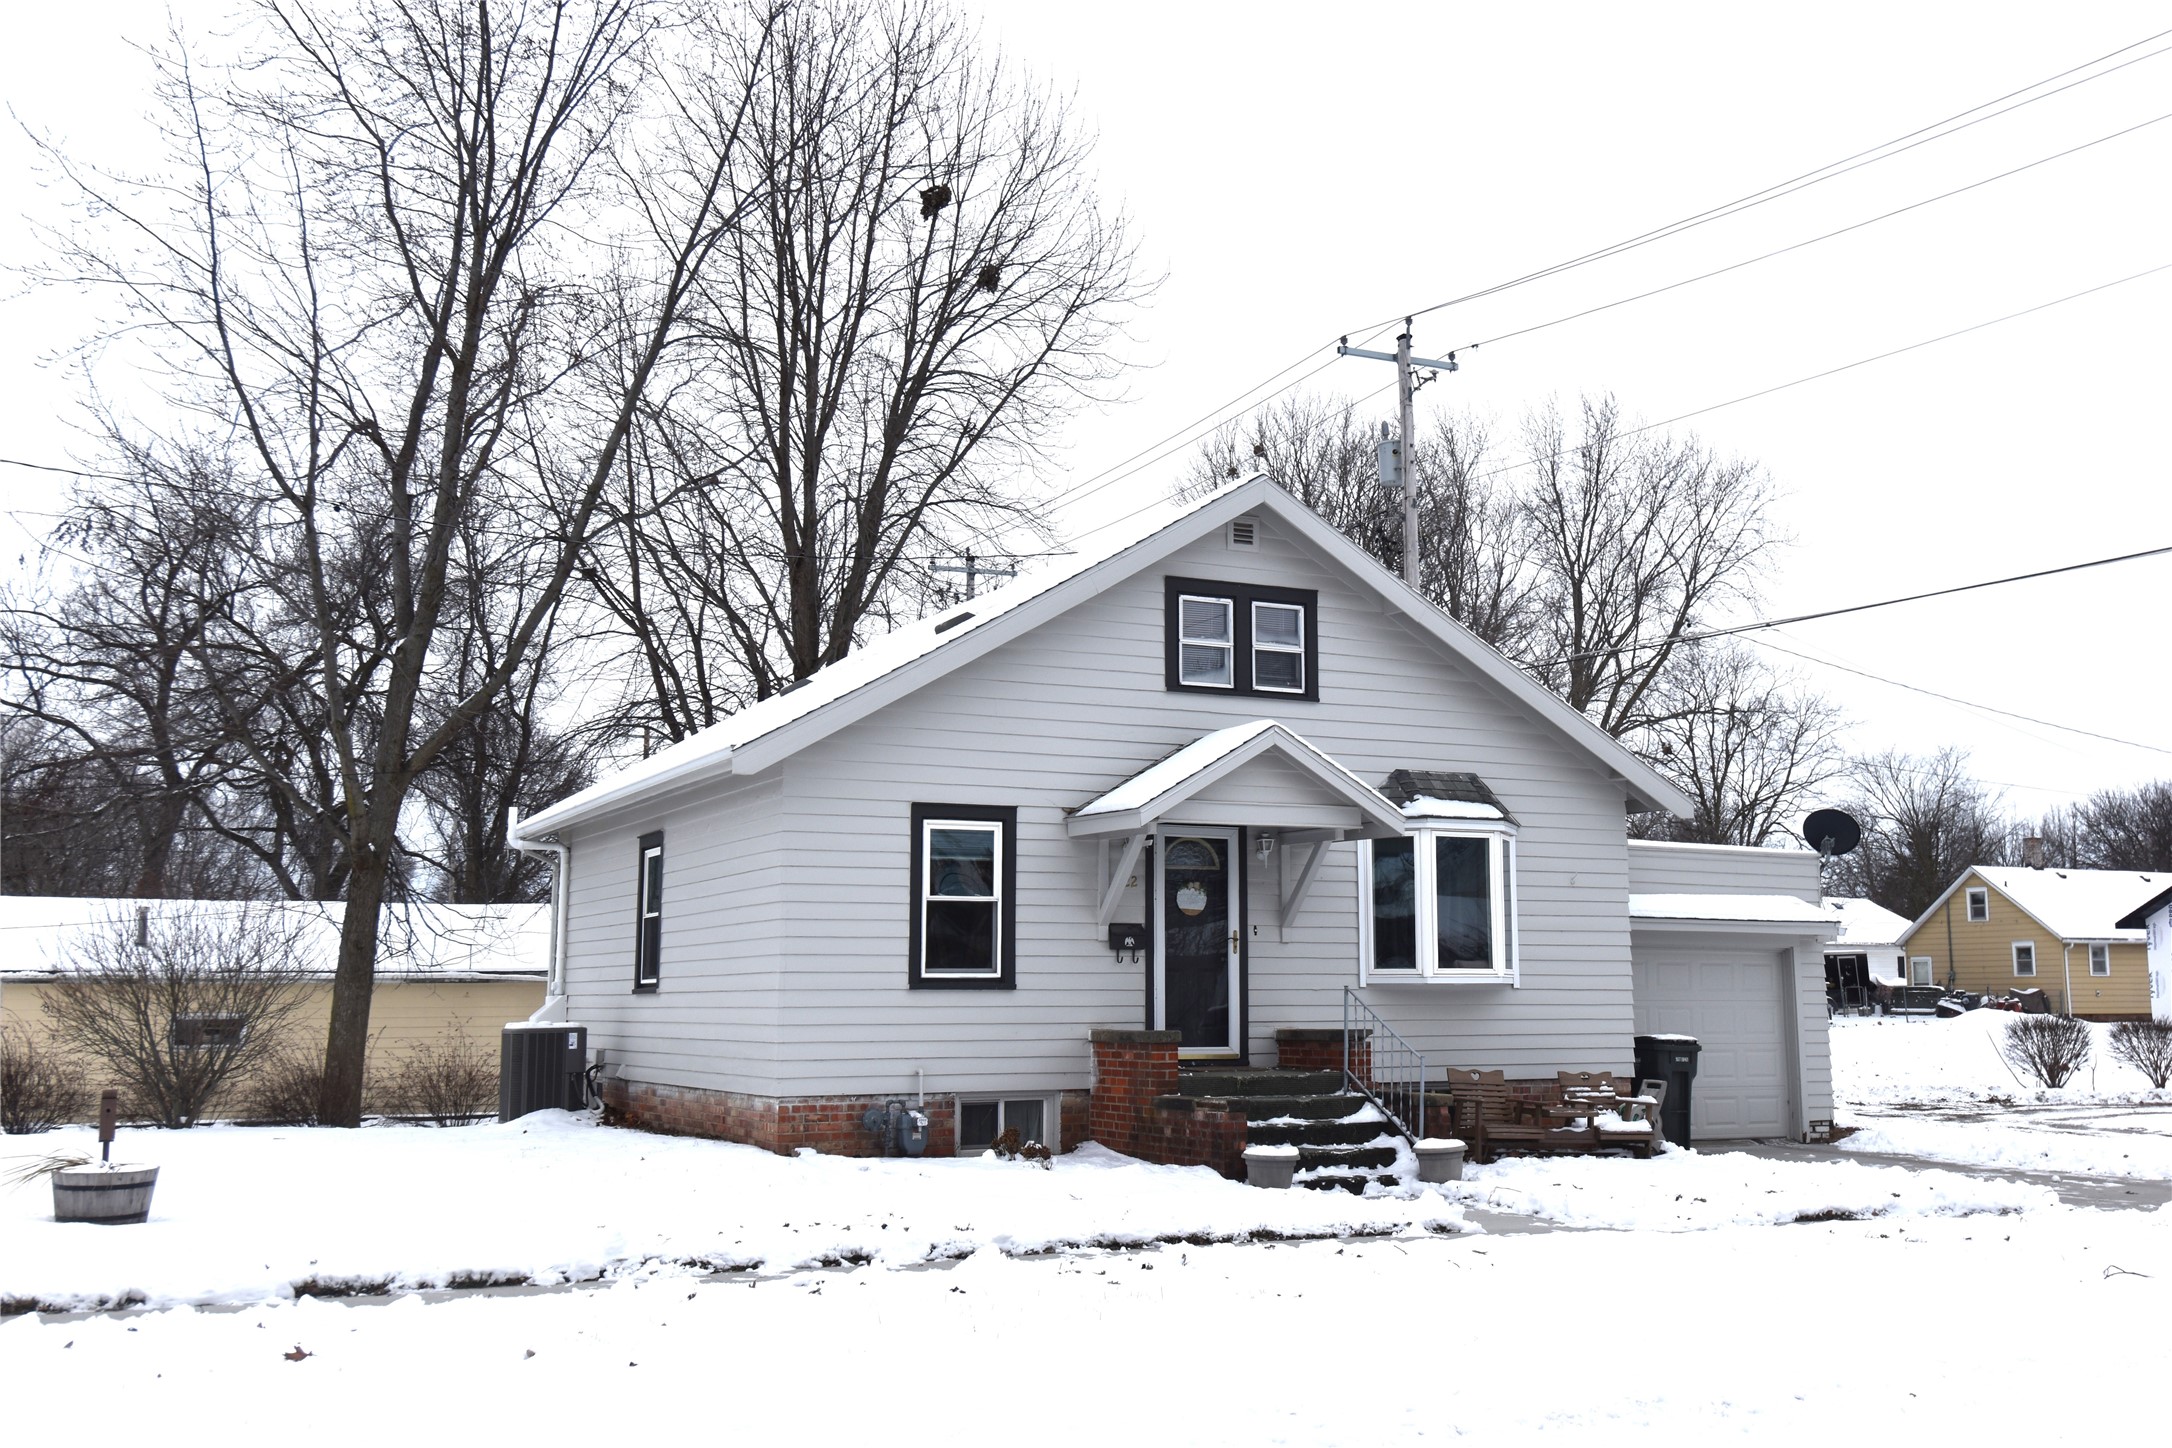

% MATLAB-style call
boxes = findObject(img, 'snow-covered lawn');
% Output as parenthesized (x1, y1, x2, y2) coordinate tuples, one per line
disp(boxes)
(0, 1112, 1471, 1313)
(8, 1207, 2166, 1445)
(1834, 1012, 2172, 1178)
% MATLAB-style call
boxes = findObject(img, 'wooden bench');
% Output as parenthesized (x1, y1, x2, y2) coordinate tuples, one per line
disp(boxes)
(1434, 1067, 1555, 1164)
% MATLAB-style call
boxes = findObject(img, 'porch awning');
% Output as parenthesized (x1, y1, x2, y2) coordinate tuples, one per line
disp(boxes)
(1066, 721, 1407, 840)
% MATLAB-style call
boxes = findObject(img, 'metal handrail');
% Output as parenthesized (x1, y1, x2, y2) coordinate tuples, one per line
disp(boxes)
(1342, 986, 1427, 1143)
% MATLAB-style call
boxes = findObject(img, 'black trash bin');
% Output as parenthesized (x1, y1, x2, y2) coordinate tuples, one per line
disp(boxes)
(500, 1022, 588, 1120)
(1632, 1035, 1701, 1148)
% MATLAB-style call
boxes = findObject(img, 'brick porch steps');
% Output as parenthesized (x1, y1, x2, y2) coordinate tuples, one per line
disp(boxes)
(1175, 1066, 1404, 1192)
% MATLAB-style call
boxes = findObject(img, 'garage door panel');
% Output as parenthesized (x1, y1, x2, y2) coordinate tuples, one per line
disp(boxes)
(1632, 947, 1792, 1141)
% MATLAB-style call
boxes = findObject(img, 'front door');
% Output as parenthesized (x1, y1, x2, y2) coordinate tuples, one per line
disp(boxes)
(1156, 828, 1240, 1056)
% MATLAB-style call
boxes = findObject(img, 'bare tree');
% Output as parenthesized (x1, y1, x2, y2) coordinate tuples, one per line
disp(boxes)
(2109, 1019, 2172, 1086)
(1, 1026, 92, 1134)
(1827, 748, 2012, 920)
(1629, 645, 1848, 846)
(2031, 781, 2172, 872)
(1519, 396, 1782, 738)
(32, 1, 786, 1123)
(583, 0, 1146, 737)
(1188, 397, 1531, 651)
(40, 904, 315, 1127)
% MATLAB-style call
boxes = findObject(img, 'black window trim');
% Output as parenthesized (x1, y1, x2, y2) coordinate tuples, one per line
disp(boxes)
(1164, 575, 1320, 701)
(908, 803, 1019, 990)
(633, 829, 664, 992)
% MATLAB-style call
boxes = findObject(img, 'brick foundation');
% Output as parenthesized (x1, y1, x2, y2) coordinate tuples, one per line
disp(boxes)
(604, 1078, 1091, 1159)
(1088, 1028, 1248, 1179)
(1274, 1026, 1367, 1080)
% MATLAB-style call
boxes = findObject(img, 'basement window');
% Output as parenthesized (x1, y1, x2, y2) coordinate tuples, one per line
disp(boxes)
(1965, 887, 1989, 922)
(2012, 941, 2036, 978)
(957, 1097, 1049, 1154)
(2090, 944, 2110, 976)
(171, 1014, 247, 1050)
(1358, 826, 1518, 982)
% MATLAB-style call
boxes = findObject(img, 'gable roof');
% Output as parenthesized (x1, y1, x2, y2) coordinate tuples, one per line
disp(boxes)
(1903, 865, 2158, 944)
(518, 475, 1692, 836)
(1067, 720, 1407, 838)
(2115, 881, 2172, 931)
(1818, 896, 1911, 950)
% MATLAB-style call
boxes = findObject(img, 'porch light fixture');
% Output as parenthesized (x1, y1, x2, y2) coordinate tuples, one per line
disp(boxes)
(1256, 833, 1276, 863)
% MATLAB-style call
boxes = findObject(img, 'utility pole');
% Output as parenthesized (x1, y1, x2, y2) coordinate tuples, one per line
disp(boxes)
(1337, 321, 1459, 588)
(932, 551, 1017, 602)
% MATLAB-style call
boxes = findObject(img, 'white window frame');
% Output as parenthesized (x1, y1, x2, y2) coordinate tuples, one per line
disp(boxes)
(1965, 887, 1989, 922)
(1356, 825, 1519, 984)
(1175, 594, 1236, 689)
(635, 840, 664, 988)
(955, 1095, 1055, 1154)
(1909, 956, 1934, 986)
(2012, 941, 2037, 977)
(918, 818, 1005, 980)
(1249, 600, 1307, 694)
(2089, 943, 2110, 977)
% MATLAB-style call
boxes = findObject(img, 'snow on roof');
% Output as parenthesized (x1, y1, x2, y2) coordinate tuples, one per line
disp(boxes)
(0, 898, 549, 979)
(1070, 720, 1405, 834)
(520, 480, 1253, 835)
(1378, 769, 1516, 823)
(1967, 866, 2157, 942)
(1399, 797, 1508, 821)
(1628, 893, 1836, 927)
(1819, 896, 1912, 949)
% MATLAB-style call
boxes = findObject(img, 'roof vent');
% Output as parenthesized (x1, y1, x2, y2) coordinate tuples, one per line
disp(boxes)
(933, 610, 975, 634)
(1228, 516, 1259, 550)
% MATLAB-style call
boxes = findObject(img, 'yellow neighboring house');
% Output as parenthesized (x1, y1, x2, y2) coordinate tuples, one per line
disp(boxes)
(1898, 866, 2161, 1020)
(0, 896, 547, 1115)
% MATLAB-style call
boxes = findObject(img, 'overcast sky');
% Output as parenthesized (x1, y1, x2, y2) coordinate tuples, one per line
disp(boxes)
(3, 2, 2167, 827)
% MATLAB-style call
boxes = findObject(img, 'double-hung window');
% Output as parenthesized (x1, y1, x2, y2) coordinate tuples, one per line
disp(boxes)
(909, 804, 1018, 989)
(2011, 941, 2036, 978)
(171, 1014, 247, 1049)
(634, 831, 664, 989)
(1165, 577, 1319, 700)
(1358, 827, 1518, 982)
(2089, 943, 2110, 976)
(1965, 887, 1989, 922)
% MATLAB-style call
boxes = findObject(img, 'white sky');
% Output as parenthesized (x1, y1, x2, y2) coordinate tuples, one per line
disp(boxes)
(3, 2, 2168, 825)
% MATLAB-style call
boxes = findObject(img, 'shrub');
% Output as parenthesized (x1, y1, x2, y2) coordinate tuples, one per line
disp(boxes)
(245, 1046, 332, 1125)
(380, 1032, 498, 1126)
(40, 904, 314, 1127)
(2108, 1018, 2172, 1089)
(1, 1026, 90, 1134)
(2002, 1013, 2093, 1089)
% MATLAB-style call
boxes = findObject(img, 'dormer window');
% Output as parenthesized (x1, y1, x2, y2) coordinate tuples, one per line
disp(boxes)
(1164, 576, 1318, 700)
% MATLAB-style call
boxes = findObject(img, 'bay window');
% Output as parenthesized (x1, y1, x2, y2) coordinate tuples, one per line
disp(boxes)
(1358, 827, 1517, 982)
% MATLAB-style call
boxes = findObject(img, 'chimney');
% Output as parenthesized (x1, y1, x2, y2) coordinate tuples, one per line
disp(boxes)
(2023, 835, 2046, 870)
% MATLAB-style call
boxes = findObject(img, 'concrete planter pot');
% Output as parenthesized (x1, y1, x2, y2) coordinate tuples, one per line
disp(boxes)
(53, 1164, 159, 1225)
(1413, 1138, 1467, 1184)
(1242, 1144, 1300, 1189)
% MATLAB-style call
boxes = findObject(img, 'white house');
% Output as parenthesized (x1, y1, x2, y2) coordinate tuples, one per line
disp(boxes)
(2114, 883, 2172, 1019)
(512, 476, 1836, 1169)
(1818, 896, 1915, 1007)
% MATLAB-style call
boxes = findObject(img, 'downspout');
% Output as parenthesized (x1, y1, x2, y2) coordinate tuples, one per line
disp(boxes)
(2061, 943, 2073, 1017)
(509, 808, 570, 1021)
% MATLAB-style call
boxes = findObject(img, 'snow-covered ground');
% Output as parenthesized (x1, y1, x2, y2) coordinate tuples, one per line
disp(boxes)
(8, 1206, 2165, 1445)
(1833, 1011, 2172, 1178)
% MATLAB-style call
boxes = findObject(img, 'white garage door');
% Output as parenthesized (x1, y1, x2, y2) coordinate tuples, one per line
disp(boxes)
(1632, 949, 1792, 1140)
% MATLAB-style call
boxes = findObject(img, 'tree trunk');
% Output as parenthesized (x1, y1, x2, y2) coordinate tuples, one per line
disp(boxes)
(318, 830, 393, 1126)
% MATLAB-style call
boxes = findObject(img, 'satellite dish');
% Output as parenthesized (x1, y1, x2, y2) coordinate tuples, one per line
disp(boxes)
(1802, 809, 1862, 859)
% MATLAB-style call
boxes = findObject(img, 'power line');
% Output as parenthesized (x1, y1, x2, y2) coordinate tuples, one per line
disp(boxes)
(1748, 635, 2172, 758)
(1366, 29, 2172, 333)
(1535, 542, 2172, 668)
(1457, 106, 2172, 353)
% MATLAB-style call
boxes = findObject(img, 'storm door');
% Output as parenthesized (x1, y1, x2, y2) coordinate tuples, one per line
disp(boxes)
(1155, 828, 1240, 1056)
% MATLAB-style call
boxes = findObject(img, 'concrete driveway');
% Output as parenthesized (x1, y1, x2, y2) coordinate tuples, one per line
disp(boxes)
(1708, 1138, 2172, 1210)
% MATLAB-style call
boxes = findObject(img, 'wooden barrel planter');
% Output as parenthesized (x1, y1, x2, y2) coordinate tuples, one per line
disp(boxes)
(52, 1165, 159, 1225)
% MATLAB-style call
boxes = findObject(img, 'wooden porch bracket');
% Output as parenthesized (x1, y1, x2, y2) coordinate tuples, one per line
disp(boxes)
(1097, 832, 1146, 929)
(1278, 834, 1335, 942)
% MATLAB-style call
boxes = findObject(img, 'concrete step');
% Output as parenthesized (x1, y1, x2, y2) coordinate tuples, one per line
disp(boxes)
(1244, 1118, 1389, 1148)
(1296, 1167, 1404, 1194)
(1229, 1093, 1373, 1122)
(1296, 1142, 1400, 1173)
(1177, 1068, 1342, 1098)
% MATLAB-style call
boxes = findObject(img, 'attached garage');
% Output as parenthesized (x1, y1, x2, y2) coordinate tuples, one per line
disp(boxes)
(1625, 841, 1840, 1145)
(1632, 947, 1794, 1139)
